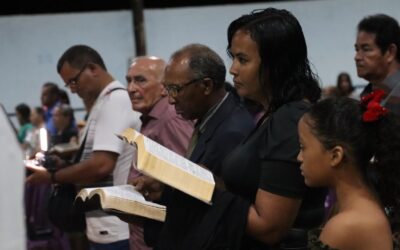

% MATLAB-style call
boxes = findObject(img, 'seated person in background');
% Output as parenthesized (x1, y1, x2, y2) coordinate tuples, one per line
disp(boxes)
(335, 72, 356, 98)
(25, 107, 46, 158)
(298, 95, 398, 249)
(321, 73, 356, 100)
(15, 103, 33, 157)
(51, 103, 78, 145)
(41, 82, 61, 136)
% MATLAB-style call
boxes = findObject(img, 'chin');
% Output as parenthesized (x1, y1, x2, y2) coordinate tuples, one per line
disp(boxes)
(236, 89, 249, 98)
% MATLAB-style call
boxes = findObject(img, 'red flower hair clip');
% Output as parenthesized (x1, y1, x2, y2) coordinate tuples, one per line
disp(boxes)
(361, 89, 389, 122)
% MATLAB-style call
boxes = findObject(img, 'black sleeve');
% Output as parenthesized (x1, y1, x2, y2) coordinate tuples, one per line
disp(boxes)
(258, 102, 309, 198)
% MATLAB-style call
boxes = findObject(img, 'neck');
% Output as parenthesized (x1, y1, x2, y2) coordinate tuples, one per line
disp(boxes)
(200, 88, 226, 117)
(332, 165, 377, 212)
(371, 62, 400, 88)
(95, 73, 115, 97)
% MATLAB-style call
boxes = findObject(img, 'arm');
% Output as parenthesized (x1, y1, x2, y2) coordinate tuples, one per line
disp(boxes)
(246, 189, 301, 245)
(26, 150, 118, 185)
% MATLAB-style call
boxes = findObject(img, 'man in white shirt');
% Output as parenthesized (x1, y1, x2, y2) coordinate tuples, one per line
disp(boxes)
(27, 45, 141, 249)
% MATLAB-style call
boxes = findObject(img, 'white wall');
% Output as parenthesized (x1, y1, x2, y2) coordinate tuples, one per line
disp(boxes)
(0, 11, 135, 114)
(1, 0, 400, 115)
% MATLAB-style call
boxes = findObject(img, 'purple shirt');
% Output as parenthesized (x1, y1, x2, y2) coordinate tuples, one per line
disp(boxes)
(128, 97, 193, 250)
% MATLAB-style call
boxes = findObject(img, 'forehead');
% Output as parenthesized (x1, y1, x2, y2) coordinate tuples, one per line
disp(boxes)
(356, 31, 377, 45)
(299, 116, 314, 137)
(129, 59, 154, 75)
(230, 29, 259, 54)
(164, 57, 191, 83)
(59, 62, 79, 78)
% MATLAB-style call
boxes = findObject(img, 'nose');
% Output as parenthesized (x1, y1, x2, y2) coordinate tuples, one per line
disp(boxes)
(127, 82, 137, 94)
(354, 50, 362, 62)
(167, 94, 176, 105)
(229, 60, 238, 77)
(297, 151, 303, 163)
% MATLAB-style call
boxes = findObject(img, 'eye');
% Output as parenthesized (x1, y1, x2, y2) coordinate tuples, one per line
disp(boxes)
(134, 76, 147, 84)
(238, 56, 248, 64)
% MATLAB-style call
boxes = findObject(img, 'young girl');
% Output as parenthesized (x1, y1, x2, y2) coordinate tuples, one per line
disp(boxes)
(298, 92, 399, 249)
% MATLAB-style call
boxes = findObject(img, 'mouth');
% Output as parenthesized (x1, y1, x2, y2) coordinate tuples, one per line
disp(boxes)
(233, 80, 242, 88)
(130, 96, 143, 103)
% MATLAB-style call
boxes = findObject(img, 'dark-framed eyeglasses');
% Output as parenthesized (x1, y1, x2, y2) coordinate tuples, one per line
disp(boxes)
(65, 64, 89, 87)
(164, 77, 205, 97)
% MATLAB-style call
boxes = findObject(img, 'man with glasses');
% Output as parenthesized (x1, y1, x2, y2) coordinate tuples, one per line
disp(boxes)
(134, 44, 254, 248)
(27, 45, 141, 250)
(124, 56, 193, 250)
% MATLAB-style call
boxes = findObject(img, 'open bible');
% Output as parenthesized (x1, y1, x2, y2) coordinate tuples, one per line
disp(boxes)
(117, 128, 215, 204)
(74, 185, 166, 222)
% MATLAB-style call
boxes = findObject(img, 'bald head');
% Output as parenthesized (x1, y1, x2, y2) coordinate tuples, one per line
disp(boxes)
(130, 56, 166, 82)
(126, 56, 167, 114)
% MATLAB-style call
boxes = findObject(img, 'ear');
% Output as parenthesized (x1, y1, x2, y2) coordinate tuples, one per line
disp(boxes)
(202, 78, 214, 95)
(329, 145, 344, 168)
(160, 84, 168, 97)
(385, 43, 398, 64)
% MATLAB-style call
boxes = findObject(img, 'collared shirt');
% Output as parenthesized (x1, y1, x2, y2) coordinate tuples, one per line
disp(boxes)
(128, 96, 193, 250)
(139, 97, 194, 156)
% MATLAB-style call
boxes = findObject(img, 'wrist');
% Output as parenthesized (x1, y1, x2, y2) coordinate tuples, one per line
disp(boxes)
(47, 169, 58, 184)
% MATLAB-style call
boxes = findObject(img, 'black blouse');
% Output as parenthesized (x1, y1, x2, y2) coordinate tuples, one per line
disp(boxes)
(222, 101, 327, 249)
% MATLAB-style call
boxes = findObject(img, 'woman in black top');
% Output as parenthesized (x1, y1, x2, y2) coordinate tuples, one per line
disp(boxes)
(221, 8, 327, 249)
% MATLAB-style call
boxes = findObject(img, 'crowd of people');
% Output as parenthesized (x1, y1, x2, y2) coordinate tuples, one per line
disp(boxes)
(11, 7, 400, 250)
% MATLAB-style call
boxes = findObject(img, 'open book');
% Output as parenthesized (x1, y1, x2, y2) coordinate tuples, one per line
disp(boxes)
(74, 185, 166, 222)
(117, 128, 215, 204)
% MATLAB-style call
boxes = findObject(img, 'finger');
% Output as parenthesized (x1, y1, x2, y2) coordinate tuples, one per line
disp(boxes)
(133, 179, 144, 191)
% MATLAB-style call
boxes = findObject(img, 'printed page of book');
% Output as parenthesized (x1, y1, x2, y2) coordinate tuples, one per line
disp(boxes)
(94, 185, 165, 209)
(141, 135, 214, 184)
(75, 185, 166, 222)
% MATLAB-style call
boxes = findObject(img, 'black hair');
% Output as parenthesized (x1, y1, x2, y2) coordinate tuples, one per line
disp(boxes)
(33, 106, 45, 121)
(336, 72, 354, 96)
(170, 43, 226, 89)
(58, 89, 70, 105)
(15, 103, 31, 124)
(55, 103, 75, 125)
(57, 44, 107, 72)
(42, 82, 60, 97)
(358, 14, 400, 62)
(305, 97, 400, 214)
(227, 8, 321, 114)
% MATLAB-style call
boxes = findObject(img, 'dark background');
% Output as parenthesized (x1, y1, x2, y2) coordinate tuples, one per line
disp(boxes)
(1, 0, 296, 16)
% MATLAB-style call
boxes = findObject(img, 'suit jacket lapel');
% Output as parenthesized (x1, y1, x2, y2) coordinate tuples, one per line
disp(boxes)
(189, 93, 237, 162)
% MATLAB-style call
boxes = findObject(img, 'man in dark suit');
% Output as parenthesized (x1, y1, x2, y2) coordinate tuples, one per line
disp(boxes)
(133, 44, 255, 249)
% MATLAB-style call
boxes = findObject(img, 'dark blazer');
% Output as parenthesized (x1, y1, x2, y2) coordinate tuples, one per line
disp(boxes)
(153, 92, 255, 250)
(190, 93, 255, 175)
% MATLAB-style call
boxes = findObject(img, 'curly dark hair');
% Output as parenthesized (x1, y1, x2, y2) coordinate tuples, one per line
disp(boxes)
(305, 97, 400, 214)
(227, 8, 321, 114)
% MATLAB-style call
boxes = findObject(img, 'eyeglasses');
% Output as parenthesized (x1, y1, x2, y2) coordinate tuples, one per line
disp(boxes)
(65, 64, 88, 87)
(164, 77, 204, 97)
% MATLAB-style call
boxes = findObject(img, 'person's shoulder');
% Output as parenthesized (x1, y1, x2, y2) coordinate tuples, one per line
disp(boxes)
(270, 100, 310, 125)
(276, 100, 310, 115)
(321, 209, 391, 249)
